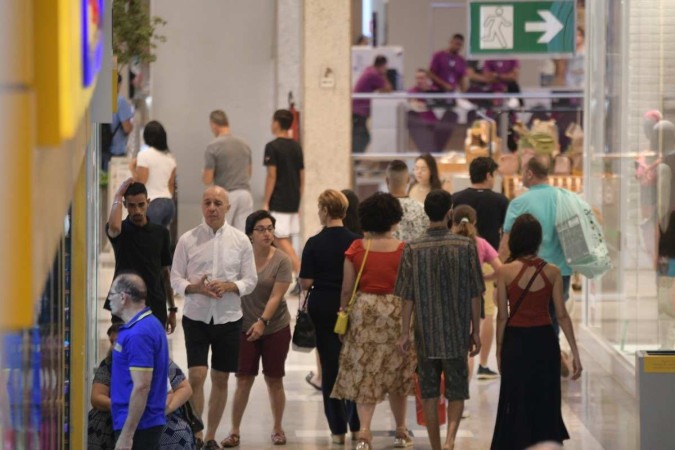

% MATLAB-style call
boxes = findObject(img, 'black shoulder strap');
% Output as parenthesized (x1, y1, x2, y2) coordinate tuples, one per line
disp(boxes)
(507, 260, 547, 323)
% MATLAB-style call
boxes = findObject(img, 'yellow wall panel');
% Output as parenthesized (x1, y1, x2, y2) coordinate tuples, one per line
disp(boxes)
(0, 92, 33, 329)
(34, 0, 97, 147)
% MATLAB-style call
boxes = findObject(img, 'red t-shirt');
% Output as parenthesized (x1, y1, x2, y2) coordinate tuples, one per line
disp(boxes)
(345, 239, 404, 294)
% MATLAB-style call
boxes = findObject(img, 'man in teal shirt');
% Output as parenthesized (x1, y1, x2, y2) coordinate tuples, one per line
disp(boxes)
(499, 157, 571, 334)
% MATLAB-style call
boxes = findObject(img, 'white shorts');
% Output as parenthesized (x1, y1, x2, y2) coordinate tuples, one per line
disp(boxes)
(271, 211, 300, 238)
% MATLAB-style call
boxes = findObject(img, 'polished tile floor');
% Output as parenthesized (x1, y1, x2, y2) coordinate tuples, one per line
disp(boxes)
(95, 291, 639, 450)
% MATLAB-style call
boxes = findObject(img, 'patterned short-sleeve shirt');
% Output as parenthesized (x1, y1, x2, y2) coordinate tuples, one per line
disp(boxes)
(393, 197, 430, 243)
(395, 228, 485, 359)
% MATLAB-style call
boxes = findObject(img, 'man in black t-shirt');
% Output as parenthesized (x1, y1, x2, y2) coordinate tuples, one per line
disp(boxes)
(452, 157, 508, 380)
(452, 157, 508, 250)
(105, 179, 175, 332)
(263, 109, 305, 283)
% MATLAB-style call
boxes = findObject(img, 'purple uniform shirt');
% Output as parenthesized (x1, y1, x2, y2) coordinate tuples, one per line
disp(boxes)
(429, 51, 466, 91)
(484, 59, 519, 93)
(352, 66, 387, 117)
(408, 86, 439, 122)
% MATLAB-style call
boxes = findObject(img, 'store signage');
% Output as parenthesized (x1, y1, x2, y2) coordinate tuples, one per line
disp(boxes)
(82, 0, 104, 87)
(468, 0, 576, 58)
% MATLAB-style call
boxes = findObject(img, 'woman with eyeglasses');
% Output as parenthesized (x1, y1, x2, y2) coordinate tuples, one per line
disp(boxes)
(221, 210, 293, 448)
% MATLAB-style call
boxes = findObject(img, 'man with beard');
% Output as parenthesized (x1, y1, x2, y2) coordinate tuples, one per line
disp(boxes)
(106, 178, 176, 332)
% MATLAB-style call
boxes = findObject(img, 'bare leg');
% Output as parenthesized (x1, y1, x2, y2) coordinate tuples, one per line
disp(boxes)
(443, 400, 464, 450)
(230, 376, 255, 435)
(314, 352, 322, 385)
(467, 355, 474, 383)
(422, 398, 442, 450)
(388, 392, 408, 428)
(205, 369, 230, 441)
(479, 315, 494, 367)
(188, 366, 208, 440)
(275, 237, 300, 274)
(356, 403, 376, 443)
(265, 376, 286, 433)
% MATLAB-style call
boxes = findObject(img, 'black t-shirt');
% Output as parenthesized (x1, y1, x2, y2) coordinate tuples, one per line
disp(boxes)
(452, 187, 509, 250)
(104, 218, 172, 322)
(299, 227, 359, 292)
(264, 137, 304, 212)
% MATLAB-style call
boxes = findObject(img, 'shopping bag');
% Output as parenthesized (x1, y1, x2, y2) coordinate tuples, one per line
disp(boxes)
(556, 188, 611, 278)
(414, 374, 446, 426)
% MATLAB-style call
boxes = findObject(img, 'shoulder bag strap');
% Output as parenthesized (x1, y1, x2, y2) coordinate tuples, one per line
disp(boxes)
(300, 286, 312, 311)
(507, 260, 547, 323)
(346, 239, 371, 312)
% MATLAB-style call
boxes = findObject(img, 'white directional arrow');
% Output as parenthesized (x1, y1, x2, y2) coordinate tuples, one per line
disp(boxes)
(525, 10, 564, 44)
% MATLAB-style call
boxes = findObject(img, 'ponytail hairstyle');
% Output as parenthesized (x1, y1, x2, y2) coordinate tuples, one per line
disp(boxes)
(451, 204, 478, 242)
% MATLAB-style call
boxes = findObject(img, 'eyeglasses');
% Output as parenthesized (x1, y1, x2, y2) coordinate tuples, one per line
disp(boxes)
(253, 226, 275, 233)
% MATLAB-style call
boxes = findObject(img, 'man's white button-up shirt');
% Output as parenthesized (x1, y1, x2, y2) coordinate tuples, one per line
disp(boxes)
(171, 221, 257, 324)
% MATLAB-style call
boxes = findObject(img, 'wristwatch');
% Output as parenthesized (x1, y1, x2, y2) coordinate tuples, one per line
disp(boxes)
(168, 307, 178, 313)
(257, 317, 270, 327)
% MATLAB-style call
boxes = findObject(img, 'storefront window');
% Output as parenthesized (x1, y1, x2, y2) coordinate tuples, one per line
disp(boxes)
(585, 0, 675, 362)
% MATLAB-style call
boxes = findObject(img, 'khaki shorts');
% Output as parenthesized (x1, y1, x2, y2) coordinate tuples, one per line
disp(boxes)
(483, 263, 497, 317)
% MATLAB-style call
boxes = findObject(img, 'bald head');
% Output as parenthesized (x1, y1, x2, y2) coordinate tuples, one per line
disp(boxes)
(202, 186, 231, 231)
(112, 273, 147, 304)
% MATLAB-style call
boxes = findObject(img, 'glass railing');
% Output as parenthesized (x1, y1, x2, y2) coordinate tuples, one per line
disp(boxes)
(350, 89, 584, 199)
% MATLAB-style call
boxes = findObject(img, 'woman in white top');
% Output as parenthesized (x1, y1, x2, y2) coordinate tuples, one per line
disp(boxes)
(130, 120, 177, 227)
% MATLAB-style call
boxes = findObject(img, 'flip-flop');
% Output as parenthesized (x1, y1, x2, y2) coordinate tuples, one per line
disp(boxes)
(305, 371, 321, 391)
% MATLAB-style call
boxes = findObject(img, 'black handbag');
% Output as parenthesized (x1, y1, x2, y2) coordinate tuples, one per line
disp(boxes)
(178, 399, 204, 434)
(292, 288, 316, 352)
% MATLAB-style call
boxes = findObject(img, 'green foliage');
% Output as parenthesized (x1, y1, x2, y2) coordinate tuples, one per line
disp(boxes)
(112, 0, 167, 65)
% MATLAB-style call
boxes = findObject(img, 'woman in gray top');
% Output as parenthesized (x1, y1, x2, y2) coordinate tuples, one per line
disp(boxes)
(220, 210, 293, 448)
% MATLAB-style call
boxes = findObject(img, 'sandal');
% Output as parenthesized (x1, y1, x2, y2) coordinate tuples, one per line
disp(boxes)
(394, 427, 413, 448)
(355, 430, 372, 450)
(305, 371, 321, 391)
(271, 431, 287, 445)
(195, 438, 204, 450)
(221, 433, 240, 448)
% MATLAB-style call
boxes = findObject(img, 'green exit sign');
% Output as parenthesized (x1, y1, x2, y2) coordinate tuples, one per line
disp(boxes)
(468, 0, 576, 57)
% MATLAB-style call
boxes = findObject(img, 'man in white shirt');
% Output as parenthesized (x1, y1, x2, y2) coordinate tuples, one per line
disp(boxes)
(170, 186, 257, 449)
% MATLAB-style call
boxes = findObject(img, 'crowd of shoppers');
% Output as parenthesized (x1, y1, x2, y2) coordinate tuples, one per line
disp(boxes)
(99, 98, 584, 449)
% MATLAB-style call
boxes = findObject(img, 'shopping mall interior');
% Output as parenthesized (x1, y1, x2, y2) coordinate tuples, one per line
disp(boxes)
(2, 0, 675, 449)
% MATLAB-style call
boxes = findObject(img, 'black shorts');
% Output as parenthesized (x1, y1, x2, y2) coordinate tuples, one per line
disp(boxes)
(182, 316, 242, 372)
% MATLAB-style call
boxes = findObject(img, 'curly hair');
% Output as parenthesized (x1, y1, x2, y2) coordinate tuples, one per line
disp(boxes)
(358, 192, 403, 233)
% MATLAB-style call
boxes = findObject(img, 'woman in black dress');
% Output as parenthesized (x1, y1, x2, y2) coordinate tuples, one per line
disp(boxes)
(299, 189, 360, 444)
(492, 214, 582, 449)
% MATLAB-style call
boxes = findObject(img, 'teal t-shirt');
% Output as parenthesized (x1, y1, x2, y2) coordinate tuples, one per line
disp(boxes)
(503, 184, 572, 275)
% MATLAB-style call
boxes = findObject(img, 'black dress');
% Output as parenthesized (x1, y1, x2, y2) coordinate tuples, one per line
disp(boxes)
(491, 259, 570, 449)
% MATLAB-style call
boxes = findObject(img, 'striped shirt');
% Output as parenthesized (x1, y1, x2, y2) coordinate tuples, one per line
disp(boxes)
(394, 227, 484, 358)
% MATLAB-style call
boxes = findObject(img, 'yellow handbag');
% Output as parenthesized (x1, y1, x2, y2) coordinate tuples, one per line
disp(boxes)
(334, 239, 370, 335)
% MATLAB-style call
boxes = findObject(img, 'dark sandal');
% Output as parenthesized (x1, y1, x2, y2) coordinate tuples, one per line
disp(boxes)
(271, 431, 287, 445)
(305, 371, 321, 391)
(221, 433, 240, 448)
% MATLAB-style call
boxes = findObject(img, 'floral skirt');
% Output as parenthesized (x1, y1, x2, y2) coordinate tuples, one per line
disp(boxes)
(331, 292, 416, 404)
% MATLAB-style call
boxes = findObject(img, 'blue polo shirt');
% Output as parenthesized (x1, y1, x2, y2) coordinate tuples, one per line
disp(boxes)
(111, 307, 169, 431)
(503, 184, 572, 276)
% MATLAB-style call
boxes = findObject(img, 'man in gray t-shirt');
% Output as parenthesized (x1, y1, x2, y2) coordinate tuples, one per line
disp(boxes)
(203, 110, 253, 231)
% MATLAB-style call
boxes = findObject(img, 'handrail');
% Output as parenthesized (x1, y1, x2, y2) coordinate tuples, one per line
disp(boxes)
(351, 90, 583, 100)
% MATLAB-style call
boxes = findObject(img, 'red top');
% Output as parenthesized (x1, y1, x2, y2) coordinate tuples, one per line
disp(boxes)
(507, 258, 553, 328)
(345, 239, 404, 295)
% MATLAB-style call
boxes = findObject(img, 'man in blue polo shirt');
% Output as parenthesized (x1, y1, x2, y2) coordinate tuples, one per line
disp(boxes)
(109, 273, 169, 449)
